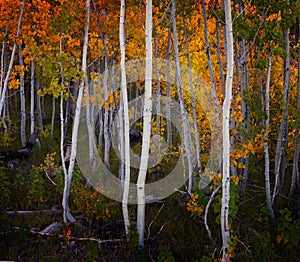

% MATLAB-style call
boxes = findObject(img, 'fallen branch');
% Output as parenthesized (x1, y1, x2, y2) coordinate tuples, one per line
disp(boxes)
(5, 209, 62, 216)
(30, 227, 124, 244)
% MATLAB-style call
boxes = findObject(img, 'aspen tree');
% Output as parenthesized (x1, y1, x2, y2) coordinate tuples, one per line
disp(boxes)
(62, 0, 90, 224)
(137, 0, 152, 248)
(181, 2, 202, 171)
(0, 0, 25, 118)
(171, 0, 194, 193)
(273, 17, 290, 203)
(264, 45, 275, 219)
(221, 0, 234, 259)
(290, 16, 300, 197)
(18, 46, 26, 146)
(120, 0, 131, 236)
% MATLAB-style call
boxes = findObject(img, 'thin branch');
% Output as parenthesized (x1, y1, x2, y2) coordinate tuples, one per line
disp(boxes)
(204, 185, 221, 241)
(44, 171, 57, 186)
(147, 203, 165, 238)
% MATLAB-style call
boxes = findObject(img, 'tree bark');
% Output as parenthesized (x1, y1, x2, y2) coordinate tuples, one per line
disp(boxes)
(137, 0, 152, 248)
(171, 0, 194, 193)
(273, 26, 290, 203)
(182, 2, 202, 171)
(30, 60, 35, 134)
(120, 0, 131, 237)
(62, 0, 91, 224)
(0, 0, 25, 117)
(290, 17, 300, 197)
(221, 0, 234, 259)
(264, 47, 275, 219)
(166, 27, 172, 145)
(19, 45, 26, 146)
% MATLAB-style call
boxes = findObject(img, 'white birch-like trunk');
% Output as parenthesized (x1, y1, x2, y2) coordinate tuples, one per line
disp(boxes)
(19, 46, 26, 146)
(86, 81, 96, 171)
(290, 20, 300, 197)
(215, 6, 225, 97)
(30, 60, 35, 134)
(154, 37, 161, 140)
(221, 0, 234, 259)
(166, 27, 172, 145)
(103, 55, 111, 168)
(240, 27, 249, 191)
(120, 0, 131, 236)
(97, 61, 103, 149)
(0, 28, 7, 96)
(51, 96, 55, 136)
(264, 47, 275, 219)
(273, 26, 290, 203)
(58, 32, 69, 223)
(36, 79, 43, 132)
(182, 3, 202, 171)
(0, 0, 25, 117)
(202, 0, 217, 100)
(171, 0, 194, 193)
(62, 0, 90, 224)
(137, 0, 152, 248)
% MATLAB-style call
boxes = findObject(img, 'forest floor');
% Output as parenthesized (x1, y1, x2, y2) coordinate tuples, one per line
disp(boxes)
(1, 145, 300, 261)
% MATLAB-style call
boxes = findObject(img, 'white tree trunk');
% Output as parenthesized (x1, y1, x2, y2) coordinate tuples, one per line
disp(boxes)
(202, 0, 217, 100)
(36, 78, 43, 132)
(103, 55, 111, 168)
(62, 0, 90, 224)
(166, 27, 172, 145)
(264, 47, 275, 219)
(51, 96, 55, 136)
(120, 0, 131, 237)
(137, 0, 152, 248)
(290, 20, 300, 197)
(221, 0, 234, 259)
(182, 3, 202, 171)
(0, 0, 25, 117)
(171, 0, 194, 193)
(154, 37, 161, 140)
(273, 26, 290, 203)
(215, 7, 225, 97)
(30, 60, 35, 134)
(19, 45, 26, 146)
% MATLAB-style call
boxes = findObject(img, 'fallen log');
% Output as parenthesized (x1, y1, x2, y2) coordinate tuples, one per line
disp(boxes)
(5, 209, 62, 216)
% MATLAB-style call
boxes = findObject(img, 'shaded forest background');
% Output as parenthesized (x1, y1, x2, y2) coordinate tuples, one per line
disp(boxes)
(0, 0, 300, 261)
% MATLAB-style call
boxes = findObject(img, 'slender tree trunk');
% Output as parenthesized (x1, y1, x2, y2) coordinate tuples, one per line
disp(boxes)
(137, 0, 152, 248)
(30, 60, 35, 134)
(97, 61, 103, 149)
(264, 47, 275, 219)
(221, 0, 234, 259)
(58, 31, 69, 225)
(120, 0, 131, 237)
(273, 26, 290, 203)
(62, 0, 90, 224)
(202, 0, 217, 100)
(0, 27, 7, 96)
(36, 78, 43, 132)
(154, 37, 161, 138)
(166, 27, 172, 145)
(182, 2, 202, 171)
(19, 45, 26, 146)
(215, 4, 225, 98)
(240, 38, 250, 191)
(290, 18, 300, 197)
(86, 79, 96, 171)
(103, 55, 111, 168)
(171, 0, 194, 193)
(51, 96, 55, 136)
(0, 0, 25, 117)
